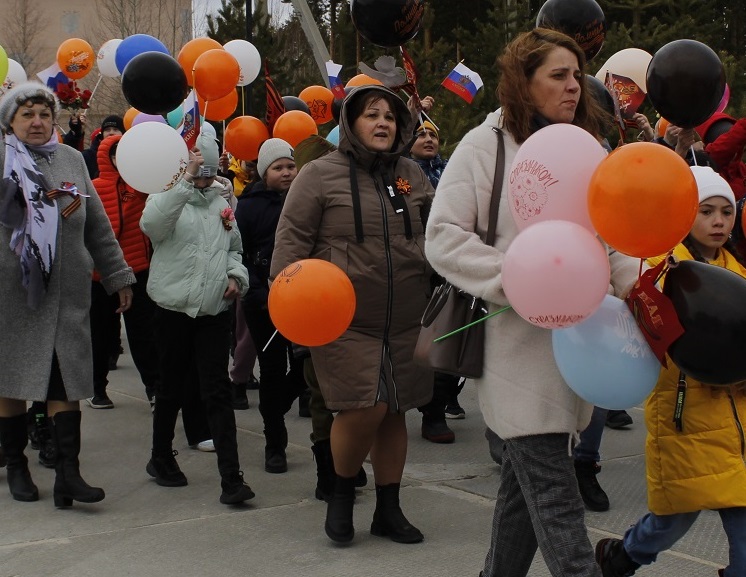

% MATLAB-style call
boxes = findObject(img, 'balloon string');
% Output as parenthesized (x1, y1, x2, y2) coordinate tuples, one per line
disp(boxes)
(433, 305, 511, 343)
(82, 74, 104, 117)
(690, 144, 698, 165)
(262, 329, 278, 352)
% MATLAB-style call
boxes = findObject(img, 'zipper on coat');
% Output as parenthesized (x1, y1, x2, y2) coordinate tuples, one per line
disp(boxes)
(371, 170, 399, 412)
(727, 391, 745, 466)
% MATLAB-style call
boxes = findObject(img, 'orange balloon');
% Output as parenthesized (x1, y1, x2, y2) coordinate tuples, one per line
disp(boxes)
(224, 116, 269, 161)
(123, 107, 140, 131)
(57, 38, 95, 80)
(588, 142, 699, 258)
(268, 259, 356, 346)
(298, 85, 335, 125)
(272, 110, 318, 148)
(177, 38, 223, 86)
(345, 74, 384, 88)
(193, 49, 240, 101)
(199, 89, 238, 121)
(656, 117, 670, 138)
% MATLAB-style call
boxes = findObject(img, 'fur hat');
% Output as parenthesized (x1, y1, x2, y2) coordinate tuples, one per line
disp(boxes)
(257, 138, 294, 179)
(0, 81, 60, 133)
(691, 165, 736, 211)
(101, 115, 125, 134)
(195, 131, 220, 178)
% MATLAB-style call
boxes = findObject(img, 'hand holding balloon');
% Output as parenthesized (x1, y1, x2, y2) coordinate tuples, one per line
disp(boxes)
(674, 128, 703, 158)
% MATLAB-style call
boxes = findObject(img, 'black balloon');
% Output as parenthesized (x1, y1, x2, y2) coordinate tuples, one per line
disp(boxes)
(664, 260, 746, 385)
(121, 51, 188, 115)
(536, 0, 606, 62)
(646, 40, 725, 129)
(585, 74, 615, 118)
(282, 96, 311, 116)
(350, 0, 425, 48)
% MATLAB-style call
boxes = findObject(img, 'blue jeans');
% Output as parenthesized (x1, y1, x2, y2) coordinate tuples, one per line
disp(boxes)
(482, 434, 601, 577)
(624, 508, 746, 576)
(573, 406, 607, 463)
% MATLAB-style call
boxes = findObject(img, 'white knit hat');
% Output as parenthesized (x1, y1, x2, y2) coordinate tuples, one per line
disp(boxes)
(690, 165, 736, 211)
(0, 82, 60, 133)
(195, 131, 219, 177)
(257, 138, 294, 179)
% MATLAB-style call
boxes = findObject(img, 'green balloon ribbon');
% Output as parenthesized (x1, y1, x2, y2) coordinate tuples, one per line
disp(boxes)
(433, 305, 512, 343)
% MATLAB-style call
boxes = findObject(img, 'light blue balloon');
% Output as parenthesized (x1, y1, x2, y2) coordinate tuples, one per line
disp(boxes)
(552, 295, 661, 410)
(166, 104, 183, 129)
(115, 34, 170, 74)
(326, 125, 340, 146)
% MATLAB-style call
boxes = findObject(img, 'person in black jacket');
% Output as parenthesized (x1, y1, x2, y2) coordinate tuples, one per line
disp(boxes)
(234, 138, 307, 475)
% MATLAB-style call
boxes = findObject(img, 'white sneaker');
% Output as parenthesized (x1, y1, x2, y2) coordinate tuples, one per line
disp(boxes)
(192, 440, 215, 452)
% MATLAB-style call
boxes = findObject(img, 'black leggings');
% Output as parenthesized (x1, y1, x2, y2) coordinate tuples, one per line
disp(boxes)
(46, 352, 68, 402)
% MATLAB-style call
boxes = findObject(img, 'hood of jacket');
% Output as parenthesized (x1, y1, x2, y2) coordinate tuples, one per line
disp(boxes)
(338, 85, 415, 170)
(96, 134, 136, 196)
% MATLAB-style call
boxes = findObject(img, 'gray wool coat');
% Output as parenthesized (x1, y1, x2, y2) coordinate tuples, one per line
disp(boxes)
(0, 143, 134, 402)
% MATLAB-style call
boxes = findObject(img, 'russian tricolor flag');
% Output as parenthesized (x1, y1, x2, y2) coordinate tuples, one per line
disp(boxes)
(326, 60, 346, 100)
(36, 63, 69, 92)
(441, 62, 483, 104)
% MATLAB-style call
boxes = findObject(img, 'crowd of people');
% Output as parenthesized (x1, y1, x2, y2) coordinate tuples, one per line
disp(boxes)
(0, 24, 745, 577)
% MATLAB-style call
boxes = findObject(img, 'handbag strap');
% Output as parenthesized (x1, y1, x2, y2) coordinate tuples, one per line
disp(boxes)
(485, 127, 505, 247)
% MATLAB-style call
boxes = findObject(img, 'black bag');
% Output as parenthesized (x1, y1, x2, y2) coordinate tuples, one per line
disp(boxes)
(413, 282, 488, 378)
(413, 127, 505, 378)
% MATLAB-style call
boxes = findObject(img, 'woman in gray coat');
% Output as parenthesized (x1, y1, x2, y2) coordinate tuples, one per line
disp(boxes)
(0, 82, 134, 508)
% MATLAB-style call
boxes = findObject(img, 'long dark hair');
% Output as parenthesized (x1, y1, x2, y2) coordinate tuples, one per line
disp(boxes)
(496, 28, 606, 144)
(682, 234, 746, 268)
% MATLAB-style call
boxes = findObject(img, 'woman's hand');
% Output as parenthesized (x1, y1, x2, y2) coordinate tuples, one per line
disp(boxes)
(407, 94, 434, 119)
(185, 146, 204, 181)
(632, 113, 654, 142)
(675, 128, 703, 158)
(219, 151, 230, 173)
(223, 277, 241, 300)
(116, 286, 134, 313)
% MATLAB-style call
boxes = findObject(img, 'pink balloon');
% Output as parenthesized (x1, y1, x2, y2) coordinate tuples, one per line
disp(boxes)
(508, 124, 606, 232)
(132, 112, 167, 126)
(502, 220, 610, 329)
(716, 83, 730, 114)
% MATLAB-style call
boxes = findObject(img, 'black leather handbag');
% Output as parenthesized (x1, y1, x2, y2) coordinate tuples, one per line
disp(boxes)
(413, 127, 505, 378)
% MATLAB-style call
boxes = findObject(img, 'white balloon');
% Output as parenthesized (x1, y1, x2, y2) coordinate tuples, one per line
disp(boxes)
(223, 39, 261, 86)
(594, 48, 652, 93)
(98, 39, 123, 78)
(1, 59, 28, 93)
(116, 123, 189, 194)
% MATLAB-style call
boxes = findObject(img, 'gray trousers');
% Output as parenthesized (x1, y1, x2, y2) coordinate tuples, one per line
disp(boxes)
(483, 433, 601, 577)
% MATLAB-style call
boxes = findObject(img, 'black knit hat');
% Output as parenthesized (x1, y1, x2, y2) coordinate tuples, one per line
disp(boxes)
(101, 115, 125, 133)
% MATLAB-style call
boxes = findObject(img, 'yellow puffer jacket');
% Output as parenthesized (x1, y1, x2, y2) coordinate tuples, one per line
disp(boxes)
(645, 244, 746, 514)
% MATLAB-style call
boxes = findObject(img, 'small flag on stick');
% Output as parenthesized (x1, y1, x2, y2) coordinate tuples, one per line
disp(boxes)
(441, 62, 483, 104)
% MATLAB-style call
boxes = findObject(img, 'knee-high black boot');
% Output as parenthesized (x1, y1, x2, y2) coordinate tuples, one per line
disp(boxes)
(0, 414, 39, 501)
(49, 411, 105, 508)
(325, 474, 356, 543)
(370, 483, 423, 544)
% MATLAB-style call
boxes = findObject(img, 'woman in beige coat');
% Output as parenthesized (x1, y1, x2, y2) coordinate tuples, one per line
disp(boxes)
(271, 85, 434, 544)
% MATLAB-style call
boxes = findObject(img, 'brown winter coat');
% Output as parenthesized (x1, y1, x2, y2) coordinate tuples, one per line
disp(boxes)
(271, 86, 435, 411)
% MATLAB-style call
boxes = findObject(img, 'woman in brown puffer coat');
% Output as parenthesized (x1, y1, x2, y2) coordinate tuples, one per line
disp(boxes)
(271, 85, 434, 545)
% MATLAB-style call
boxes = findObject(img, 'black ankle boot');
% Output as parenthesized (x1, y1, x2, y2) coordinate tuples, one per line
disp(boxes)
(311, 440, 334, 502)
(0, 414, 39, 502)
(595, 538, 640, 577)
(325, 474, 356, 543)
(574, 459, 610, 512)
(370, 483, 423, 544)
(264, 425, 288, 474)
(50, 411, 105, 508)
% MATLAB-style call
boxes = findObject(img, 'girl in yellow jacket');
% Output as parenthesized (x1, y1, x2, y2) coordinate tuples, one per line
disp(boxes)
(596, 166, 746, 577)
